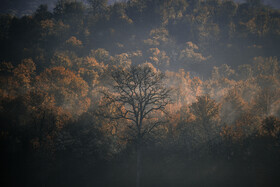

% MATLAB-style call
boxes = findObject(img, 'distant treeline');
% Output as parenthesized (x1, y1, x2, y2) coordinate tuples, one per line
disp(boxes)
(1, 0, 280, 74)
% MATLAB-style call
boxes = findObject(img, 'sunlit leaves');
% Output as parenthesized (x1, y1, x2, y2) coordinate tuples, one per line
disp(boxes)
(65, 36, 82, 48)
(36, 66, 90, 116)
(147, 48, 170, 69)
(51, 51, 72, 68)
(179, 41, 207, 65)
(89, 48, 111, 64)
(212, 64, 235, 80)
(191, 95, 220, 125)
(144, 28, 170, 47)
(13, 58, 36, 91)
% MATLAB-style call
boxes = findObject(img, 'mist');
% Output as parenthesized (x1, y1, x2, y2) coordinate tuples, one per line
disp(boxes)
(1, 0, 280, 186)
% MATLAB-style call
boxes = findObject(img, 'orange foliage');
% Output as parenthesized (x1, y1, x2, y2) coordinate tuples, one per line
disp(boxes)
(221, 113, 260, 142)
(36, 66, 89, 116)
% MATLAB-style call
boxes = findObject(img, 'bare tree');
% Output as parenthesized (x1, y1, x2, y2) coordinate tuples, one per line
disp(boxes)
(102, 64, 172, 187)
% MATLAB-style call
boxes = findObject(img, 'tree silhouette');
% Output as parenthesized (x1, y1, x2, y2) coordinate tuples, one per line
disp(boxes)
(102, 64, 172, 187)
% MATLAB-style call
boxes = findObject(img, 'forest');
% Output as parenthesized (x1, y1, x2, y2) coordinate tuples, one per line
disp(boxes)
(0, 0, 280, 186)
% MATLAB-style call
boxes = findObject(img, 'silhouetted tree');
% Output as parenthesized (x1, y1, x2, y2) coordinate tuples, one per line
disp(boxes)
(102, 64, 172, 187)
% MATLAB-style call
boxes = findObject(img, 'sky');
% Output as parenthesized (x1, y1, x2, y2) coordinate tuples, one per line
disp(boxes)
(0, 0, 279, 16)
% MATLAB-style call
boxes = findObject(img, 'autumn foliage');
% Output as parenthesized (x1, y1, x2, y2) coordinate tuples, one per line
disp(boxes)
(1, 0, 280, 186)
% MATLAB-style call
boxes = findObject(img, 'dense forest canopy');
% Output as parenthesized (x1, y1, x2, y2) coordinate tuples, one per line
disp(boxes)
(1, 0, 280, 186)
(1, 0, 280, 75)
(1, 0, 280, 16)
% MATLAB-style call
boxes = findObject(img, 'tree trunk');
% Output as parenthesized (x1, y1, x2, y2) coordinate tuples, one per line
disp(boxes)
(136, 137, 142, 187)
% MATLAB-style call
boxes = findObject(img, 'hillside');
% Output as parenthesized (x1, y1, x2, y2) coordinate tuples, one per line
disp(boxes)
(1, 0, 280, 76)
(1, 0, 280, 186)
